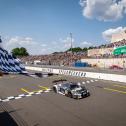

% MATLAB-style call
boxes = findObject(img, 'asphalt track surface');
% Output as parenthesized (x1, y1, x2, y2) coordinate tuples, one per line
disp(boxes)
(0, 74, 126, 126)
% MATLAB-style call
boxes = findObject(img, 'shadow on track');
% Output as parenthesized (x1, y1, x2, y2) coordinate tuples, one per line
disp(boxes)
(0, 111, 18, 126)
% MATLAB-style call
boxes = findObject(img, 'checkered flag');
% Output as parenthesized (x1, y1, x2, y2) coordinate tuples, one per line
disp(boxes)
(0, 47, 27, 74)
(0, 36, 2, 43)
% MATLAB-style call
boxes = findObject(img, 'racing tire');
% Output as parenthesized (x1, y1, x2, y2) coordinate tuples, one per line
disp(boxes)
(73, 95, 79, 99)
(87, 92, 90, 97)
(68, 92, 73, 98)
(53, 86, 57, 93)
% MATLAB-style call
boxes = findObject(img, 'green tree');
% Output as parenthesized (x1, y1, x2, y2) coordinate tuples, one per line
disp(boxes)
(83, 47, 88, 52)
(67, 47, 83, 52)
(88, 46, 94, 49)
(11, 47, 29, 57)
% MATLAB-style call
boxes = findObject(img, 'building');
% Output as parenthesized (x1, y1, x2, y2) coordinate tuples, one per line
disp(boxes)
(111, 31, 126, 43)
(88, 48, 114, 57)
(88, 30, 126, 57)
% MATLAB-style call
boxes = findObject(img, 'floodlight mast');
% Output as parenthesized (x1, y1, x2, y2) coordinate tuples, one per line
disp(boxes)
(70, 33, 73, 53)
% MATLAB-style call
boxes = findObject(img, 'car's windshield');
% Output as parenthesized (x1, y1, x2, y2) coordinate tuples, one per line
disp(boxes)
(70, 84, 79, 89)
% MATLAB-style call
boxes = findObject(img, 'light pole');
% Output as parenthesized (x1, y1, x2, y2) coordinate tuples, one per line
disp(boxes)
(70, 33, 73, 53)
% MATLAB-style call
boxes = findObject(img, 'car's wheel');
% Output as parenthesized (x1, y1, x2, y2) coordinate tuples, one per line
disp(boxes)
(87, 92, 90, 97)
(64, 90, 68, 96)
(73, 95, 78, 99)
(53, 86, 57, 93)
(68, 92, 73, 98)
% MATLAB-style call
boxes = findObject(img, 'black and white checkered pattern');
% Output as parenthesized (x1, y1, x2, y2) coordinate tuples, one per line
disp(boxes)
(0, 47, 27, 73)
(0, 89, 51, 103)
(82, 79, 98, 84)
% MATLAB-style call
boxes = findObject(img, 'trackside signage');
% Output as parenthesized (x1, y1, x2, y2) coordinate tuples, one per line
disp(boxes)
(25, 66, 126, 83)
(58, 69, 86, 77)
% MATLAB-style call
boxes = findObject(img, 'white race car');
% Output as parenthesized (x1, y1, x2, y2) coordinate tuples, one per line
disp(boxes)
(52, 79, 90, 99)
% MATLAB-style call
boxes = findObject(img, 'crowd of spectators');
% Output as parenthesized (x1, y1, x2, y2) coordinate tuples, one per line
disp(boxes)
(88, 53, 126, 59)
(20, 39, 126, 66)
(20, 51, 87, 66)
(96, 39, 126, 49)
(88, 39, 126, 58)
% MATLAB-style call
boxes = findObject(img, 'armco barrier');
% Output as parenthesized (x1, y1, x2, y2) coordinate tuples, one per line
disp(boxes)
(25, 66, 126, 83)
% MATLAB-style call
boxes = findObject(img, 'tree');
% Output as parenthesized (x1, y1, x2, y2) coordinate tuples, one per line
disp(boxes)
(83, 47, 88, 52)
(11, 47, 29, 57)
(88, 46, 93, 49)
(67, 47, 83, 52)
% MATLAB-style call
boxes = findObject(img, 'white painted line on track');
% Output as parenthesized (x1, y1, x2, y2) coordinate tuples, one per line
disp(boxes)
(25, 94, 32, 97)
(82, 82, 86, 84)
(86, 81, 90, 83)
(0, 89, 51, 103)
(35, 92, 41, 94)
(18, 94, 25, 97)
(29, 92, 35, 95)
(82, 79, 99, 85)
(15, 96, 22, 100)
(2, 99, 9, 102)
(7, 96, 15, 100)
(44, 90, 50, 93)
(38, 90, 43, 93)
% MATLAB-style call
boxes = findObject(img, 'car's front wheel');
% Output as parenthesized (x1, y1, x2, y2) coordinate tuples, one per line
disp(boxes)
(68, 92, 73, 98)
(53, 86, 57, 93)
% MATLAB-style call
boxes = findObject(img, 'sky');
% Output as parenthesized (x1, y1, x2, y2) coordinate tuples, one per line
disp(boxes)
(0, 0, 126, 54)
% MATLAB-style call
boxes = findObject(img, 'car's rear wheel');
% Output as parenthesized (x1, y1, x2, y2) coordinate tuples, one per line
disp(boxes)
(87, 92, 90, 97)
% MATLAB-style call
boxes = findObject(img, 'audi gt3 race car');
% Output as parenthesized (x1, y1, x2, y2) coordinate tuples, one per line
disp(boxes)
(52, 79, 90, 99)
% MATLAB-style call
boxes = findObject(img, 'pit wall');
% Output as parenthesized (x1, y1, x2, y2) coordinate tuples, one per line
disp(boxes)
(25, 66, 126, 83)
(81, 58, 126, 68)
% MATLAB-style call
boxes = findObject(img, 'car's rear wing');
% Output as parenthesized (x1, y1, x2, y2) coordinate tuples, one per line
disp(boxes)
(52, 79, 67, 83)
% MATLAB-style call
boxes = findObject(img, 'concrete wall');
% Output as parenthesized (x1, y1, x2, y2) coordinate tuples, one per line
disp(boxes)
(25, 66, 126, 83)
(81, 58, 126, 68)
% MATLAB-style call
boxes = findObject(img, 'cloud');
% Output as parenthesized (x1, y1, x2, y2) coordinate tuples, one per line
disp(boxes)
(2, 36, 76, 55)
(59, 37, 74, 49)
(102, 26, 126, 41)
(3, 36, 49, 55)
(4, 36, 94, 54)
(79, 0, 126, 21)
(80, 41, 93, 47)
(48, 37, 75, 53)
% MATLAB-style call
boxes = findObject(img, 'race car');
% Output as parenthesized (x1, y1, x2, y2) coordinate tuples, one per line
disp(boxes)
(52, 79, 90, 99)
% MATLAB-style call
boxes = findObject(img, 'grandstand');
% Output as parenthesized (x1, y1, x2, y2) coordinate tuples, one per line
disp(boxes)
(20, 30, 126, 69)
(84, 30, 126, 68)
(88, 31, 126, 57)
(21, 52, 86, 66)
